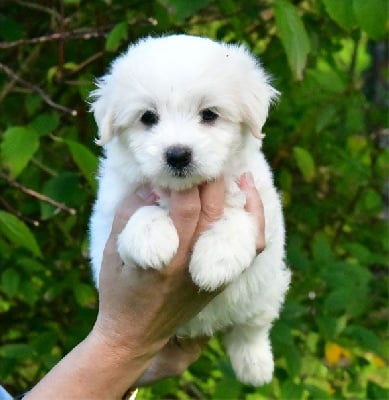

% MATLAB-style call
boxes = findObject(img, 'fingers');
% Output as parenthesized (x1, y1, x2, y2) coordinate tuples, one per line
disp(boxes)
(102, 186, 158, 265)
(174, 335, 210, 353)
(196, 177, 225, 235)
(132, 336, 209, 388)
(169, 187, 201, 253)
(238, 172, 266, 254)
(110, 185, 159, 236)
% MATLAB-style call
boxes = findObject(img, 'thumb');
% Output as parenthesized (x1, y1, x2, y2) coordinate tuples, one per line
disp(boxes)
(110, 185, 159, 236)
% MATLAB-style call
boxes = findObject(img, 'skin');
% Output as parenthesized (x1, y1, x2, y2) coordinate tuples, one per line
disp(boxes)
(25, 172, 265, 400)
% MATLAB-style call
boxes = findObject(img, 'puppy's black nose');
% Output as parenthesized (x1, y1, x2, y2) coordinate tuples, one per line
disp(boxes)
(165, 146, 192, 170)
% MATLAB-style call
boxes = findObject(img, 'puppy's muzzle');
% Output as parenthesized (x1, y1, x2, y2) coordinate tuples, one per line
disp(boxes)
(165, 145, 192, 177)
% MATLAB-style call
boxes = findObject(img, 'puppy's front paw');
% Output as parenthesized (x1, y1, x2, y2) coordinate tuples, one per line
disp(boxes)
(189, 209, 257, 291)
(117, 206, 179, 269)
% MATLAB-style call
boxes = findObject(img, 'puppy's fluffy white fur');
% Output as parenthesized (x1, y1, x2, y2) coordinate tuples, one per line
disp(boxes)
(89, 35, 290, 386)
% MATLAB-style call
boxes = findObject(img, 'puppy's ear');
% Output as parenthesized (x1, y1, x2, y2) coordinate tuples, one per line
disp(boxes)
(90, 80, 116, 146)
(94, 108, 114, 146)
(240, 63, 279, 140)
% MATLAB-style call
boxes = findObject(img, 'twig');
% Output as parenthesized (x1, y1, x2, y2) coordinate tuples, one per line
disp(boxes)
(348, 32, 361, 84)
(0, 62, 77, 116)
(0, 45, 41, 103)
(14, 0, 61, 20)
(0, 28, 108, 49)
(66, 51, 104, 76)
(0, 196, 40, 226)
(1, 173, 77, 216)
(31, 158, 57, 177)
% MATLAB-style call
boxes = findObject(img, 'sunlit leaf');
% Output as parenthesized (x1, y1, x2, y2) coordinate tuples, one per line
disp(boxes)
(274, 0, 311, 80)
(353, 0, 388, 40)
(0, 211, 42, 257)
(40, 172, 85, 219)
(30, 113, 60, 136)
(161, 0, 210, 21)
(105, 22, 128, 52)
(66, 140, 98, 191)
(1, 126, 39, 178)
(293, 146, 316, 182)
(0, 343, 34, 359)
(322, 0, 356, 30)
(73, 283, 97, 307)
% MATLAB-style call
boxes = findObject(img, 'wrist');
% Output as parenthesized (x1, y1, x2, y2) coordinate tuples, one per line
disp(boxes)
(25, 325, 160, 400)
(90, 317, 169, 363)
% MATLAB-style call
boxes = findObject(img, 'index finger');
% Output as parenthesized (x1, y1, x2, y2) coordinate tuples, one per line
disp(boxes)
(110, 186, 158, 236)
(196, 177, 225, 235)
(102, 187, 158, 265)
(169, 186, 201, 255)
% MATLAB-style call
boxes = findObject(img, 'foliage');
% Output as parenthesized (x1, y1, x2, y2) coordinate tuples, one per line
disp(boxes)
(0, 0, 388, 398)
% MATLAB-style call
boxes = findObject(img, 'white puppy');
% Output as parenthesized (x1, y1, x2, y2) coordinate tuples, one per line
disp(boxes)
(89, 34, 290, 386)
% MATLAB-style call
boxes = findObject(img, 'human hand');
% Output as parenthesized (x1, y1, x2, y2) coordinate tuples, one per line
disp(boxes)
(24, 174, 264, 400)
(92, 173, 265, 386)
(132, 172, 266, 387)
(92, 178, 226, 360)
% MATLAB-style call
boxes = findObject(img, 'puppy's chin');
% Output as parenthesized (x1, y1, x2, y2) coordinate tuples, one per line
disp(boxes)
(149, 172, 214, 191)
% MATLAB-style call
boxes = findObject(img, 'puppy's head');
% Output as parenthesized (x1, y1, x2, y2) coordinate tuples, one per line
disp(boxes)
(91, 35, 278, 189)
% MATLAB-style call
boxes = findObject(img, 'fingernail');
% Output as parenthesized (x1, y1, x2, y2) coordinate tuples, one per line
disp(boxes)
(240, 172, 255, 188)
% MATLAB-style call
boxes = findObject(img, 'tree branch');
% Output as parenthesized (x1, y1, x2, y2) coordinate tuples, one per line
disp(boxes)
(0, 62, 77, 116)
(1, 172, 77, 216)
(0, 28, 108, 49)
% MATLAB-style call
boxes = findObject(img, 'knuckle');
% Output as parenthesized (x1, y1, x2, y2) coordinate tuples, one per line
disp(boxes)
(201, 202, 223, 221)
(178, 201, 201, 220)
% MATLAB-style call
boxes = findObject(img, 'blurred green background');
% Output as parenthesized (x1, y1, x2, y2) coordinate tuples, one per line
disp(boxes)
(0, 0, 388, 398)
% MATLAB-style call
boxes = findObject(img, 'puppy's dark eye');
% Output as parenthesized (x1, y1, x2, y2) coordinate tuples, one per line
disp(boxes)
(140, 110, 159, 127)
(200, 108, 218, 123)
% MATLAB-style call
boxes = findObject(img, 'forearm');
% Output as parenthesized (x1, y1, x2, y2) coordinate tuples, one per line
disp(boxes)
(24, 330, 158, 400)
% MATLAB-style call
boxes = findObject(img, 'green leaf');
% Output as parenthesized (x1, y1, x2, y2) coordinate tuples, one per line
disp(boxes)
(40, 172, 85, 219)
(1, 269, 20, 297)
(66, 140, 98, 191)
(213, 376, 242, 399)
(316, 315, 337, 340)
(0, 16, 25, 41)
(345, 325, 383, 355)
(0, 211, 42, 257)
(353, 0, 388, 40)
(281, 380, 304, 399)
(287, 235, 310, 271)
(293, 146, 316, 182)
(274, 0, 311, 80)
(73, 283, 97, 307)
(322, 0, 356, 30)
(272, 320, 294, 346)
(161, 0, 210, 22)
(359, 188, 383, 212)
(0, 343, 34, 359)
(376, 149, 389, 178)
(367, 381, 389, 400)
(283, 345, 302, 377)
(1, 126, 39, 178)
(315, 105, 337, 133)
(307, 66, 346, 94)
(105, 22, 128, 52)
(312, 232, 334, 265)
(30, 113, 60, 136)
(306, 385, 333, 399)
